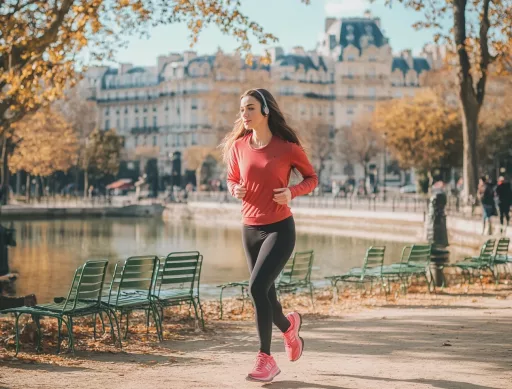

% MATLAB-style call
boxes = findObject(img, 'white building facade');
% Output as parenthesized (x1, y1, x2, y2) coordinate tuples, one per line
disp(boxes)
(85, 14, 434, 186)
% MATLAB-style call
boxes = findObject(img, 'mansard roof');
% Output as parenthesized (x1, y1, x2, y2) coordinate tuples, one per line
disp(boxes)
(275, 54, 328, 72)
(126, 67, 146, 74)
(339, 18, 386, 52)
(184, 56, 215, 75)
(392, 57, 431, 75)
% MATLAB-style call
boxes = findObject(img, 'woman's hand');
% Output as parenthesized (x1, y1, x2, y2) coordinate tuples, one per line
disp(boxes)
(273, 188, 291, 205)
(234, 185, 247, 199)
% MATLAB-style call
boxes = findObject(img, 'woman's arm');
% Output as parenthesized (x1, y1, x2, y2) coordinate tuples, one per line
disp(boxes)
(288, 143, 318, 199)
(226, 146, 241, 197)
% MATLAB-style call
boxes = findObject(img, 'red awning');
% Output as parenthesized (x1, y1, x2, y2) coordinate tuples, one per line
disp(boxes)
(106, 179, 133, 190)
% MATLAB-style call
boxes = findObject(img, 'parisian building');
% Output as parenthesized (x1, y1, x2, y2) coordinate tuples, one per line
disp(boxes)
(85, 12, 438, 187)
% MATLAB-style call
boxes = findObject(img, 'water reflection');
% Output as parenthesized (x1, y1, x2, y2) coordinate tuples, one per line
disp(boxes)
(8, 218, 466, 303)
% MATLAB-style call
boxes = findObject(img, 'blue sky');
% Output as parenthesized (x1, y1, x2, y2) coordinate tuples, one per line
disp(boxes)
(112, 0, 450, 66)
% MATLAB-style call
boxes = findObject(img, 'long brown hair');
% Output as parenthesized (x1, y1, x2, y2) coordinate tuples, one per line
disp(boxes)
(220, 88, 303, 163)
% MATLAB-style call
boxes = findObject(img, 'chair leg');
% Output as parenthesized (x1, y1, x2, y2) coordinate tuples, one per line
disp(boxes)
(14, 312, 21, 356)
(103, 309, 117, 346)
(149, 302, 163, 341)
(57, 318, 63, 354)
(65, 316, 75, 355)
(308, 283, 314, 308)
(219, 287, 225, 319)
(195, 297, 205, 330)
(109, 310, 122, 348)
(32, 314, 42, 353)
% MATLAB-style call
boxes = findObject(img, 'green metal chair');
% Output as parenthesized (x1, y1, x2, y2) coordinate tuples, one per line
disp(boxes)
(450, 239, 496, 286)
(276, 250, 315, 304)
(392, 244, 434, 293)
(489, 237, 511, 282)
(152, 251, 205, 330)
(217, 250, 315, 319)
(325, 246, 386, 302)
(1, 260, 110, 355)
(102, 255, 162, 342)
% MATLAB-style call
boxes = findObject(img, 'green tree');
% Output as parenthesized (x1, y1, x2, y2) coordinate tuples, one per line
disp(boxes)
(9, 108, 78, 202)
(83, 129, 123, 196)
(375, 0, 512, 200)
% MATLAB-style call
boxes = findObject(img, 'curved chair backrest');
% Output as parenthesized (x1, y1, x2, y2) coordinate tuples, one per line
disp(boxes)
(362, 246, 386, 274)
(156, 251, 201, 296)
(495, 238, 510, 257)
(62, 260, 108, 313)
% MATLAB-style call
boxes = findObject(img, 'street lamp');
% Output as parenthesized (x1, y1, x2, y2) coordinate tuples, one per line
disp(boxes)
(382, 131, 388, 201)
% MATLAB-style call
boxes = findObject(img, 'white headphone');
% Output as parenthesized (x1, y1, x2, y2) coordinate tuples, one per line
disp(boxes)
(253, 89, 270, 116)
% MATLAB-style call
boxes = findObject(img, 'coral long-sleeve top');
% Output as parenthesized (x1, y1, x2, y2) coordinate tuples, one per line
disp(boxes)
(226, 134, 318, 225)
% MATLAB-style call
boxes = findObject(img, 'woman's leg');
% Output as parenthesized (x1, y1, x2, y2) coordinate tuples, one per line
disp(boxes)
(245, 218, 295, 355)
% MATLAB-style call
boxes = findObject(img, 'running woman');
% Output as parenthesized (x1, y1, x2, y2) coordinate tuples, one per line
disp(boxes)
(221, 88, 318, 382)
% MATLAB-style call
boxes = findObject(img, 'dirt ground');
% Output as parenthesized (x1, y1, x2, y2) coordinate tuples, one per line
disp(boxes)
(1, 285, 512, 389)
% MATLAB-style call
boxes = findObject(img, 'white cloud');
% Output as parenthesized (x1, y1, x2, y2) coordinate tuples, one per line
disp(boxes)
(324, 0, 370, 17)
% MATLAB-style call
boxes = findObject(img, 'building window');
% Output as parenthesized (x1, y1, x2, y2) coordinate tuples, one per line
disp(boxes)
(135, 117, 139, 128)
(135, 106, 139, 113)
(125, 107, 129, 114)
(105, 108, 110, 116)
(116, 118, 120, 129)
(143, 117, 147, 128)
(191, 132, 197, 145)
(135, 136, 138, 147)
(191, 98, 198, 110)
(348, 87, 354, 99)
(105, 120, 110, 130)
(153, 116, 157, 128)
(153, 135, 157, 146)
(369, 87, 376, 98)
(153, 105, 157, 112)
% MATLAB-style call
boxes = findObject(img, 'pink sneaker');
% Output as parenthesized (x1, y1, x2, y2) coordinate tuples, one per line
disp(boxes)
(283, 312, 304, 361)
(246, 351, 281, 382)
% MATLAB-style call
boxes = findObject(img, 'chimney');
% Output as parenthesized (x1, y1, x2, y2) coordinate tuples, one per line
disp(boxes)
(119, 63, 133, 74)
(183, 51, 197, 64)
(401, 49, 414, 69)
(292, 46, 306, 56)
(157, 55, 168, 73)
(325, 17, 336, 33)
(269, 46, 284, 63)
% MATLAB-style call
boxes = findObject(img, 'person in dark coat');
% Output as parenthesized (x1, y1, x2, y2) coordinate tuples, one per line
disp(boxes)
(495, 176, 512, 234)
(478, 176, 496, 235)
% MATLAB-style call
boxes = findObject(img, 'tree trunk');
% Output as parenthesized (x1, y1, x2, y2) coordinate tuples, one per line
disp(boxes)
(0, 135, 9, 205)
(460, 95, 480, 203)
(362, 162, 368, 195)
(25, 174, 31, 203)
(84, 170, 89, 198)
(15, 171, 21, 195)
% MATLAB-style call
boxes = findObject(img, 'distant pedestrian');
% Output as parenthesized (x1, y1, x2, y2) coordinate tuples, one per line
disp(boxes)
(478, 176, 496, 235)
(495, 176, 512, 234)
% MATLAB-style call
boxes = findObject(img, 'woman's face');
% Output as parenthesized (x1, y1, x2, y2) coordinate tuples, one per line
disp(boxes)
(240, 95, 266, 130)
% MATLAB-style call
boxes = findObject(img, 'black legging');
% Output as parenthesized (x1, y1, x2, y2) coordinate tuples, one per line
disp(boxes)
(242, 216, 295, 355)
(499, 204, 510, 226)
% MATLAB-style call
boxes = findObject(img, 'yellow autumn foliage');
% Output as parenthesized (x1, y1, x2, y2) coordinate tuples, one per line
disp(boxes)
(373, 90, 463, 172)
(9, 109, 79, 177)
